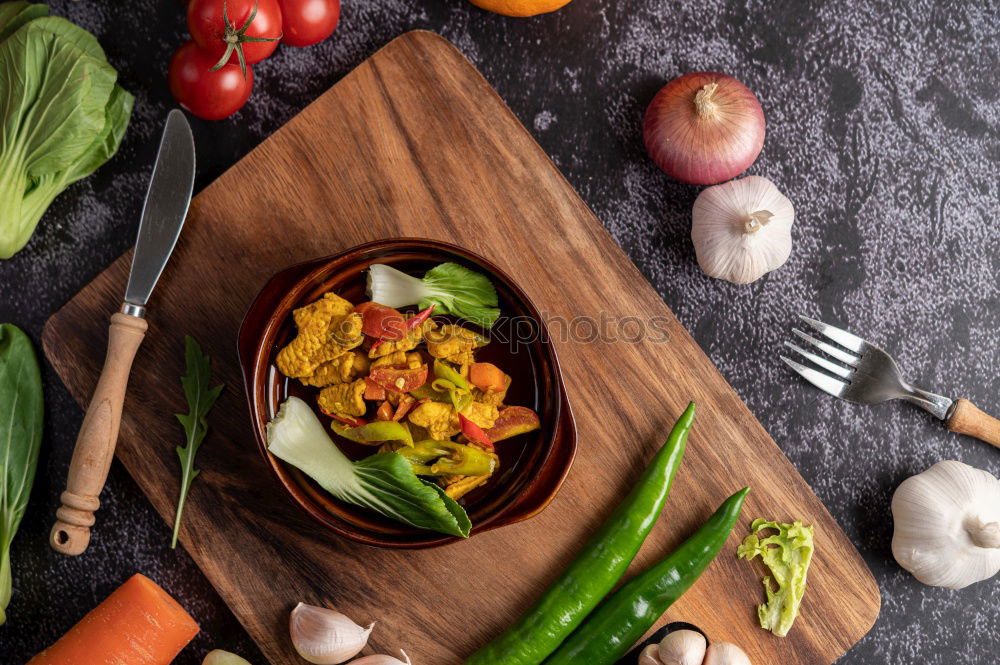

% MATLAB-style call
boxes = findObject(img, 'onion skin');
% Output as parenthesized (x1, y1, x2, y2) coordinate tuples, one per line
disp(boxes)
(643, 72, 765, 185)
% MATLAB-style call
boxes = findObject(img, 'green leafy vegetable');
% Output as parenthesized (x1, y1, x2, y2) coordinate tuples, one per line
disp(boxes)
(171, 336, 224, 549)
(267, 397, 471, 538)
(367, 262, 500, 327)
(0, 323, 43, 625)
(736, 518, 815, 637)
(0, 5, 133, 259)
(0, 2, 47, 42)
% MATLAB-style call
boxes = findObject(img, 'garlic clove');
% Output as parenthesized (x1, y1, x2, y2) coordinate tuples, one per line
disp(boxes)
(657, 629, 706, 665)
(348, 651, 412, 665)
(891, 460, 1000, 589)
(691, 175, 795, 284)
(639, 643, 664, 665)
(290, 602, 374, 664)
(203, 650, 253, 665)
(702, 641, 751, 665)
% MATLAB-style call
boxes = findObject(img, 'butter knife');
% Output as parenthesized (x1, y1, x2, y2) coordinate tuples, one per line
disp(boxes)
(50, 110, 196, 555)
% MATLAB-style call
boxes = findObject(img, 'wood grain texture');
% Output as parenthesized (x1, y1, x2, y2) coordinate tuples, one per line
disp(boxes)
(50, 312, 148, 556)
(947, 399, 1000, 449)
(41, 31, 879, 665)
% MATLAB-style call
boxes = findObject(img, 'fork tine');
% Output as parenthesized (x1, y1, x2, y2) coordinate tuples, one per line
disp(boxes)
(799, 315, 867, 354)
(784, 341, 854, 379)
(792, 329, 861, 366)
(781, 355, 849, 398)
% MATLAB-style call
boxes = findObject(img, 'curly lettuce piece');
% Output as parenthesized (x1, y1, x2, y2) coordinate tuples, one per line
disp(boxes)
(736, 518, 814, 637)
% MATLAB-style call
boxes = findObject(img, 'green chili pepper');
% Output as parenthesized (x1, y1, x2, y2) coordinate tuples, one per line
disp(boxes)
(332, 421, 413, 447)
(397, 440, 495, 476)
(410, 383, 449, 402)
(411, 382, 472, 412)
(465, 403, 696, 665)
(430, 375, 472, 412)
(433, 358, 471, 392)
(542, 487, 749, 665)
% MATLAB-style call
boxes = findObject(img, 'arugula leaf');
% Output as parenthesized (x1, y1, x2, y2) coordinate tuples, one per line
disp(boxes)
(267, 397, 471, 538)
(0, 324, 43, 625)
(171, 336, 224, 549)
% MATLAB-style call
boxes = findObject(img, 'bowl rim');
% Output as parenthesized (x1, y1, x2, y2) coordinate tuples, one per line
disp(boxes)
(237, 237, 577, 549)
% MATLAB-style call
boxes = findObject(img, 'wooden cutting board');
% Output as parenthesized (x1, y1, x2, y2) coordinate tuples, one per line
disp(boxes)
(43, 31, 879, 665)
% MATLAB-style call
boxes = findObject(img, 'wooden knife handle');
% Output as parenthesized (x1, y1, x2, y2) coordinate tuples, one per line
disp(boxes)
(947, 399, 1000, 449)
(50, 312, 147, 555)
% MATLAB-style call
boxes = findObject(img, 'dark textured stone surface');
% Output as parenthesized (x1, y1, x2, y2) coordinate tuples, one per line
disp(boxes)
(1, 0, 997, 663)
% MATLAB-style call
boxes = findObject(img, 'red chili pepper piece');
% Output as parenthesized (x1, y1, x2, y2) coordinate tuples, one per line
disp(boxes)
(406, 303, 436, 330)
(458, 413, 494, 451)
(329, 413, 367, 427)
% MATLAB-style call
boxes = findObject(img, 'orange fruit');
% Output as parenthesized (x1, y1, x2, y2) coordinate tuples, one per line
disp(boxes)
(468, 0, 572, 17)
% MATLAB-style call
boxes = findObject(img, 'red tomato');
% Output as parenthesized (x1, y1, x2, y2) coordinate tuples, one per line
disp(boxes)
(188, 0, 282, 67)
(354, 302, 406, 340)
(369, 365, 429, 394)
(277, 0, 339, 47)
(376, 401, 394, 421)
(168, 42, 254, 121)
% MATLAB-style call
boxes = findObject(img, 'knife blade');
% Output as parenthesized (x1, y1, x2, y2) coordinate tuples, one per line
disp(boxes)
(50, 110, 196, 556)
(122, 108, 195, 317)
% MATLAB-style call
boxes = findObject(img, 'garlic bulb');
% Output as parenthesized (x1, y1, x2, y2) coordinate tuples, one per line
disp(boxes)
(657, 629, 706, 665)
(638, 644, 663, 665)
(203, 651, 253, 665)
(290, 602, 374, 664)
(891, 460, 1000, 589)
(348, 651, 412, 665)
(702, 642, 751, 665)
(691, 175, 794, 284)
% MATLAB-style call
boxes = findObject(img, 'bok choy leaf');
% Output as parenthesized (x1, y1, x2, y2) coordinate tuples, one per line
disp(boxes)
(0, 8, 133, 259)
(367, 263, 500, 328)
(267, 397, 471, 538)
(0, 324, 43, 625)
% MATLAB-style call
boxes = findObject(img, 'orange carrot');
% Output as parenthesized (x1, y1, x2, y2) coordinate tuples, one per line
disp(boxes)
(28, 573, 198, 665)
(470, 362, 506, 393)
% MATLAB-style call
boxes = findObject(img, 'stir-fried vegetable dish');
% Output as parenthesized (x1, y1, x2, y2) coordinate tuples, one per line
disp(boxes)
(275, 266, 540, 502)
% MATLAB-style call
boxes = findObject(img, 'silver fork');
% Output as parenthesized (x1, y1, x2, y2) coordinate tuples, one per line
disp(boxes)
(782, 315, 1000, 449)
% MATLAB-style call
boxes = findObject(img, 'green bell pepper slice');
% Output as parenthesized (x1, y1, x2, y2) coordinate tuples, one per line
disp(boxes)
(433, 358, 471, 392)
(396, 440, 495, 476)
(332, 420, 414, 447)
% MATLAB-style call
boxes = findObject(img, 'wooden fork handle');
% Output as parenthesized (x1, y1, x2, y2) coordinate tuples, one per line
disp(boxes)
(947, 399, 1000, 449)
(50, 312, 147, 555)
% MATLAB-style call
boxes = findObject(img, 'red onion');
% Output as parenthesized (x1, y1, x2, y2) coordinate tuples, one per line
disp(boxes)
(643, 72, 765, 185)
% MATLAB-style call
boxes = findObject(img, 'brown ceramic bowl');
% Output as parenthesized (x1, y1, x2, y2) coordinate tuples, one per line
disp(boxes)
(238, 238, 576, 548)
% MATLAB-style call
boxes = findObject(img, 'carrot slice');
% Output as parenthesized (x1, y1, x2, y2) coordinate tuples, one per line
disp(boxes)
(27, 573, 198, 665)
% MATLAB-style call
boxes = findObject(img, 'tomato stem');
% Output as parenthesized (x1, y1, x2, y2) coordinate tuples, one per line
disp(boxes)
(208, 0, 281, 78)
